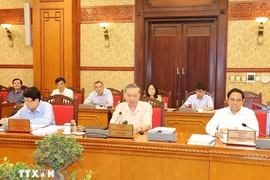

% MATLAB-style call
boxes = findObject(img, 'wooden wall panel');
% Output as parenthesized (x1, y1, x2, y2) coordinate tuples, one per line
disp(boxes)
(33, 0, 77, 93)
(41, 9, 63, 91)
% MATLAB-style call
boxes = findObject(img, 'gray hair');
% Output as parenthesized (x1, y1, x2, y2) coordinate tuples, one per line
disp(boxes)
(124, 83, 141, 93)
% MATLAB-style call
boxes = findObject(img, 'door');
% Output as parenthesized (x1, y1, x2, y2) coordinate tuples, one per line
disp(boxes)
(148, 20, 216, 107)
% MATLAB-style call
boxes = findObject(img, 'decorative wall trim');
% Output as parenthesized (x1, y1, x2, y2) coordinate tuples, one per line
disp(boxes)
(3, 3, 269, 24)
(0, 65, 33, 69)
(0, 9, 24, 24)
(80, 5, 135, 23)
(227, 68, 270, 72)
(229, 1, 270, 20)
(80, 66, 134, 71)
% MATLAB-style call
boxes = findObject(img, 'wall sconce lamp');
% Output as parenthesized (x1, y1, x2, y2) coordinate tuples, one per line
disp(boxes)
(1, 24, 13, 47)
(99, 22, 110, 47)
(256, 17, 268, 45)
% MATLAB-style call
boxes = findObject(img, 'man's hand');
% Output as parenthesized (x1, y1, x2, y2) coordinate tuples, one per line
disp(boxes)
(215, 128, 228, 139)
(0, 118, 7, 125)
(133, 126, 140, 135)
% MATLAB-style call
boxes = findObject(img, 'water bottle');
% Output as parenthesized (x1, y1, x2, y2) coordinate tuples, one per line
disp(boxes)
(70, 120, 76, 133)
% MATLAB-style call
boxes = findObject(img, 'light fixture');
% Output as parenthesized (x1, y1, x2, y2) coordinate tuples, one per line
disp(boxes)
(1, 24, 13, 47)
(99, 22, 110, 47)
(255, 17, 268, 45)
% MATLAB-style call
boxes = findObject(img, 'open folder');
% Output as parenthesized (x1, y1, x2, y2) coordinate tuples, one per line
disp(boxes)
(187, 134, 216, 146)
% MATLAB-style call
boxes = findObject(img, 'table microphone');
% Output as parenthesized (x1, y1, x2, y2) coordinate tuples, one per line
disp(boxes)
(122, 120, 128, 124)
(115, 112, 122, 124)
(242, 123, 267, 137)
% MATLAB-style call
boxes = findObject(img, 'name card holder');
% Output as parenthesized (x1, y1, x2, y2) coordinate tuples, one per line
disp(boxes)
(7, 119, 31, 133)
(227, 130, 256, 146)
(109, 124, 133, 139)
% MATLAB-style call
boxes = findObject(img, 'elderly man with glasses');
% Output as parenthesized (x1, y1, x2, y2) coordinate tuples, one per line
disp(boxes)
(205, 88, 259, 139)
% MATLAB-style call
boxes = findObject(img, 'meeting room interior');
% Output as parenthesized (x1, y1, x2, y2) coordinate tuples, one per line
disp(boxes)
(0, 0, 270, 179)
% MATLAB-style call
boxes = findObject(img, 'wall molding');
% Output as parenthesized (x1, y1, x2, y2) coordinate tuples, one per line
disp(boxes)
(229, 1, 270, 20)
(80, 66, 134, 71)
(0, 64, 33, 69)
(0, 8, 24, 24)
(1, 2, 270, 24)
(227, 68, 270, 72)
(80, 5, 135, 23)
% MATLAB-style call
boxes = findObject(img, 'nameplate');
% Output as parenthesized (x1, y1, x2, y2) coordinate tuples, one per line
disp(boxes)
(227, 130, 256, 146)
(7, 119, 31, 133)
(109, 124, 133, 139)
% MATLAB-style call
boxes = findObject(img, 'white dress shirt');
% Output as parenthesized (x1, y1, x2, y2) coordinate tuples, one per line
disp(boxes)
(184, 94, 213, 108)
(84, 88, 113, 106)
(205, 106, 259, 137)
(110, 101, 152, 128)
(9, 100, 55, 125)
(51, 88, 73, 99)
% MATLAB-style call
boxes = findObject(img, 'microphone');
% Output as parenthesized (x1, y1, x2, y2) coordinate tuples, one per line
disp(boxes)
(242, 123, 267, 137)
(115, 112, 122, 124)
(122, 120, 128, 124)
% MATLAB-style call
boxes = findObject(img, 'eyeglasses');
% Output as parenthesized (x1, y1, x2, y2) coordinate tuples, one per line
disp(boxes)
(229, 98, 242, 103)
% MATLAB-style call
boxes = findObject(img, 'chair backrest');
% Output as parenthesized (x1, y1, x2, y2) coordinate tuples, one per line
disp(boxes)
(252, 102, 267, 137)
(158, 89, 172, 108)
(43, 89, 52, 98)
(243, 91, 262, 109)
(42, 95, 78, 125)
(185, 90, 214, 101)
(107, 88, 124, 107)
(139, 96, 165, 128)
(68, 87, 85, 104)
(0, 85, 10, 102)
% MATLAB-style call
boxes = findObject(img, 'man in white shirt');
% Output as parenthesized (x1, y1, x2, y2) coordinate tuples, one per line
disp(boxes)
(205, 88, 259, 138)
(51, 77, 73, 99)
(181, 83, 214, 110)
(84, 81, 113, 106)
(110, 83, 152, 134)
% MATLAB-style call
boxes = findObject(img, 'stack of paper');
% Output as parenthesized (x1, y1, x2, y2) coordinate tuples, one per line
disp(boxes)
(148, 127, 176, 134)
(187, 134, 216, 146)
(31, 126, 63, 136)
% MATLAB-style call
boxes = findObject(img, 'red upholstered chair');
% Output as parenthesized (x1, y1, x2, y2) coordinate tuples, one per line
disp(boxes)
(252, 102, 267, 137)
(107, 88, 124, 107)
(140, 96, 165, 128)
(68, 87, 85, 104)
(158, 89, 172, 108)
(0, 85, 10, 102)
(42, 95, 78, 125)
(243, 91, 262, 109)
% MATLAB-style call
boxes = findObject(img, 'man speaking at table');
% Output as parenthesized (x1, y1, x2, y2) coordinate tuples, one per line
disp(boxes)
(110, 83, 152, 134)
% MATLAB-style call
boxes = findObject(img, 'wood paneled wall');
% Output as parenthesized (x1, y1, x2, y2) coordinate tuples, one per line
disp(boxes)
(32, 0, 77, 93)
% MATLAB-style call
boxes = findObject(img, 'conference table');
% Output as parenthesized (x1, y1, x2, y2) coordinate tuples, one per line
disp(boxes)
(0, 131, 269, 180)
(77, 108, 215, 134)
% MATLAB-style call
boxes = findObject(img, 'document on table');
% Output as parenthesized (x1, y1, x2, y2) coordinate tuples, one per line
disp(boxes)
(148, 127, 176, 134)
(31, 125, 63, 136)
(187, 134, 216, 146)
